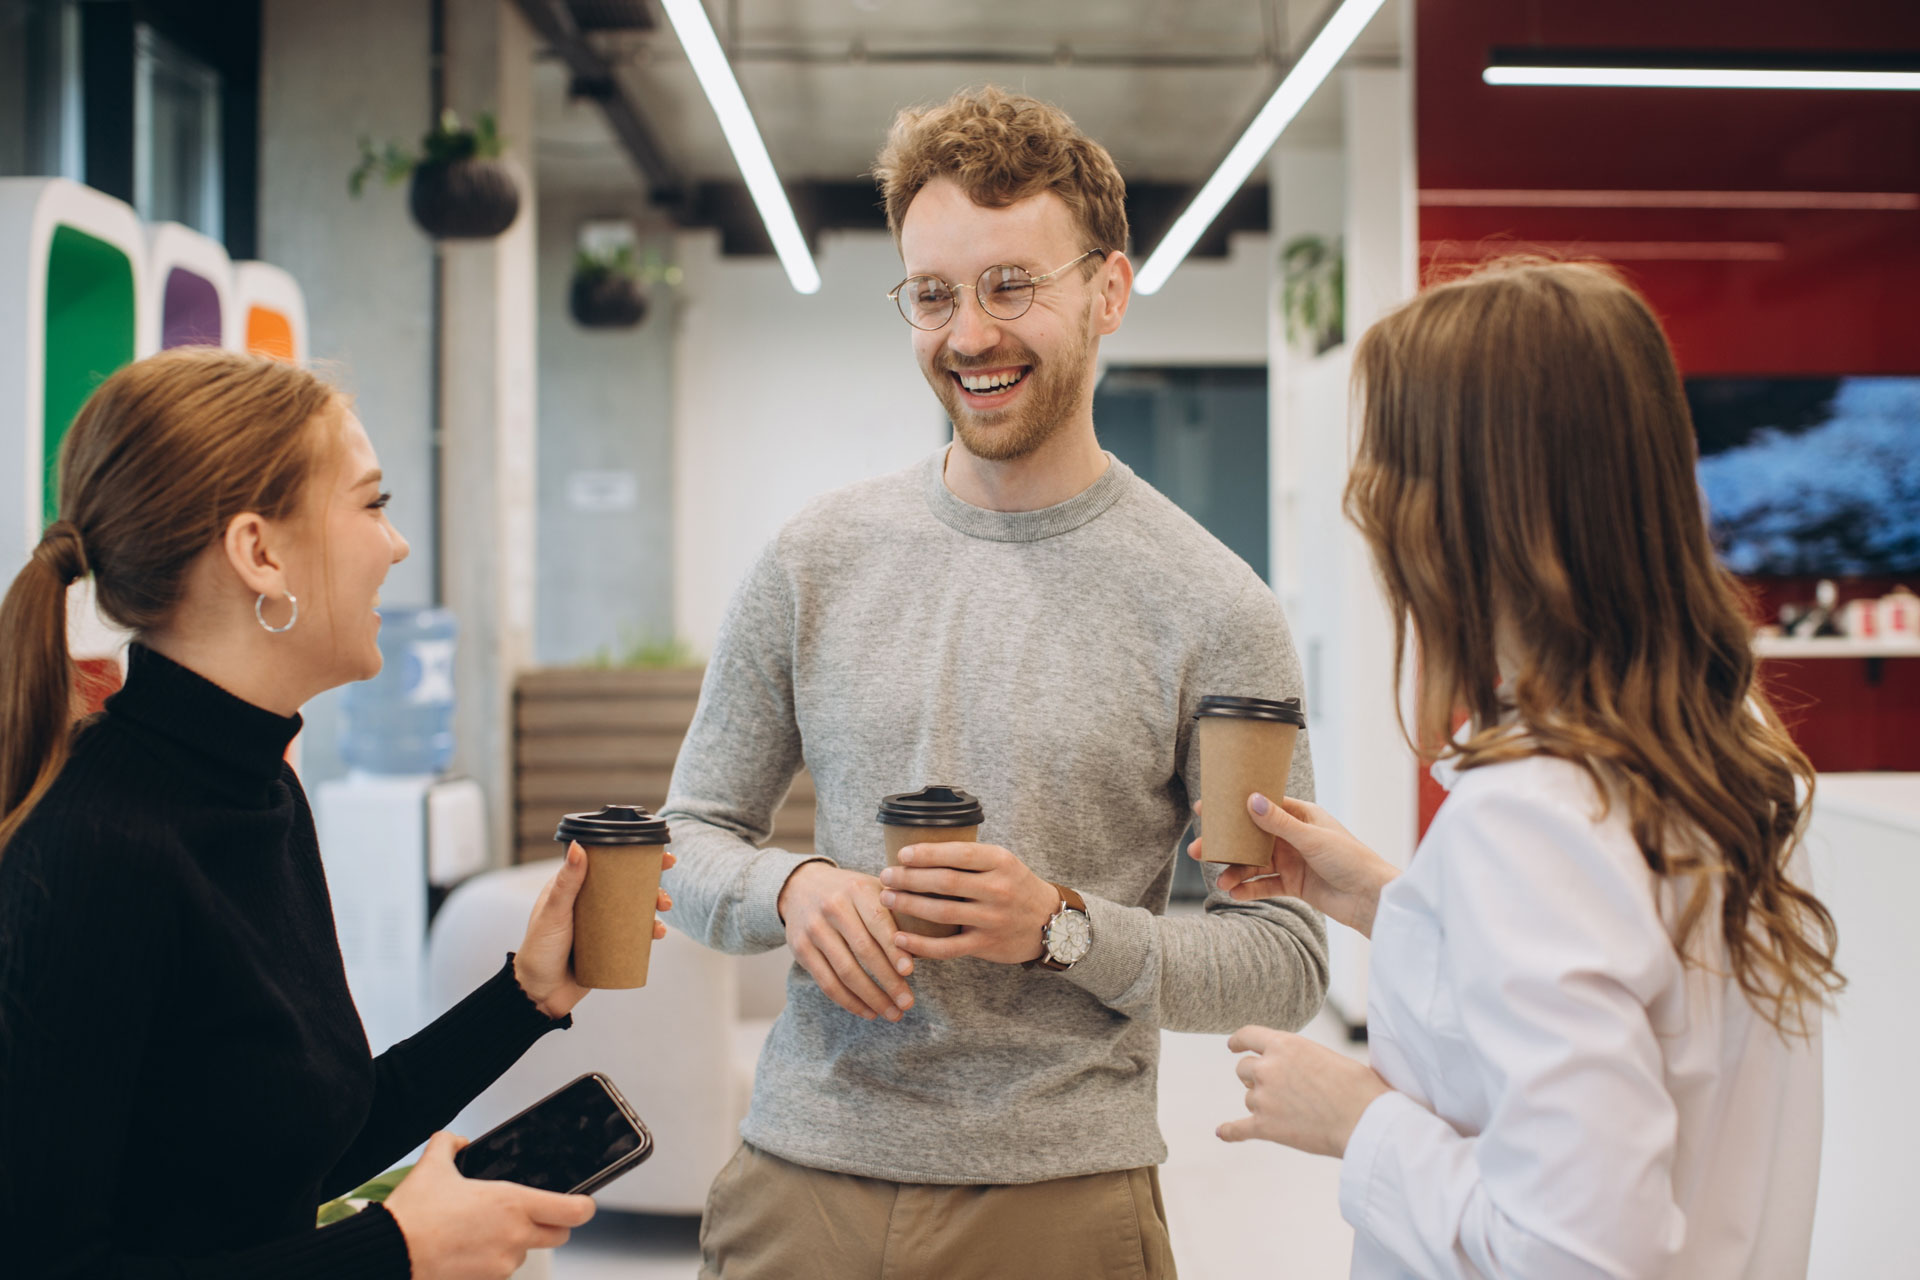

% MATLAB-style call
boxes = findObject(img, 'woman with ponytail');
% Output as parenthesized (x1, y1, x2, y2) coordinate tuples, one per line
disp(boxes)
(0, 347, 672, 1279)
(1197, 261, 1840, 1279)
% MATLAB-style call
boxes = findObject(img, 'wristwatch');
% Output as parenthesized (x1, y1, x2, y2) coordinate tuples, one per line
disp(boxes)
(1026, 883, 1092, 971)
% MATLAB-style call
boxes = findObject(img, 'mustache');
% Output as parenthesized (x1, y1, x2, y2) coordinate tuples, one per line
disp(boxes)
(937, 346, 1037, 374)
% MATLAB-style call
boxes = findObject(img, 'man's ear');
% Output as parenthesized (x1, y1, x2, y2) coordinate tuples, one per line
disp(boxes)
(1095, 251, 1133, 336)
(222, 512, 288, 598)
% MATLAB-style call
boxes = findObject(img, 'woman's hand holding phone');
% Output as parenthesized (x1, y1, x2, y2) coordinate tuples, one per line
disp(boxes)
(1187, 795, 1397, 939)
(513, 841, 676, 1019)
(384, 1131, 596, 1279)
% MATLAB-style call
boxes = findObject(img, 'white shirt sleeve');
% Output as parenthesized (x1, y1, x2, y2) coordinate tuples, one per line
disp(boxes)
(1338, 778, 1690, 1279)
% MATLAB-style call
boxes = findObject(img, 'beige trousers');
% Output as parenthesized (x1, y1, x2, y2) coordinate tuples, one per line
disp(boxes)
(698, 1143, 1178, 1280)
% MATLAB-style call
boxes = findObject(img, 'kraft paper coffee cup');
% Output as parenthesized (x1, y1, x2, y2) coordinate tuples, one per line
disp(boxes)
(876, 786, 985, 938)
(1194, 695, 1306, 868)
(556, 804, 672, 989)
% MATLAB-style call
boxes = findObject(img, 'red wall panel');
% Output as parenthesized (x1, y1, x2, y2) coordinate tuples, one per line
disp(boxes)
(1413, 0, 1920, 781)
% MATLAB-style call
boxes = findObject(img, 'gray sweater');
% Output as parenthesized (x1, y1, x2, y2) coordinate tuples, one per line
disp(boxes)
(660, 449, 1328, 1184)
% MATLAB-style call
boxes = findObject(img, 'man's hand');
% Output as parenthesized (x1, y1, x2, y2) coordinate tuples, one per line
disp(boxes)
(879, 843, 1059, 965)
(777, 862, 916, 1021)
(1217, 1025, 1391, 1157)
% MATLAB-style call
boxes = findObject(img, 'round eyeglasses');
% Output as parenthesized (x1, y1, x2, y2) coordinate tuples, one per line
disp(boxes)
(887, 249, 1107, 331)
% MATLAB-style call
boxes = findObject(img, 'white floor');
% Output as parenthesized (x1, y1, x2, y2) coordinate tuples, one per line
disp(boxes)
(539, 1009, 1365, 1280)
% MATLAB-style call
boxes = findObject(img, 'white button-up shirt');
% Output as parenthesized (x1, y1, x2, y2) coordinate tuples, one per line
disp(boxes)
(1342, 755, 1824, 1279)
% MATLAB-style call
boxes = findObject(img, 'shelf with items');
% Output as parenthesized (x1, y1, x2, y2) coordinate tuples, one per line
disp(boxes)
(1754, 637, 1920, 660)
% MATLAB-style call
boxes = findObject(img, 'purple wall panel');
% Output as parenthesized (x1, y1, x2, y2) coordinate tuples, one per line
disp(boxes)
(161, 266, 223, 349)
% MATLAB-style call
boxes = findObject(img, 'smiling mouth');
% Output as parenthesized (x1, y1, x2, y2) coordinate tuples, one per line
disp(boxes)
(950, 366, 1030, 396)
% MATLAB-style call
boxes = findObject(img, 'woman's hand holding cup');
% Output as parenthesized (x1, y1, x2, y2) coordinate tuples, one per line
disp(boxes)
(513, 841, 675, 1019)
(1187, 795, 1396, 939)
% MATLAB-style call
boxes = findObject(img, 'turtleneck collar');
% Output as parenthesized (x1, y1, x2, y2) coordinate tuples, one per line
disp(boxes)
(922, 445, 1134, 543)
(104, 644, 303, 799)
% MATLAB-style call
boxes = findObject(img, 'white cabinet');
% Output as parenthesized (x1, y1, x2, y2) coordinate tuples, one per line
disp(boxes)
(1805, 773, 1920, 1278)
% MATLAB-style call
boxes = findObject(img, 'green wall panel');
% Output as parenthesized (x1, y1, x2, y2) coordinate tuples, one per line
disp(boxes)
(43, 225, 136, 525)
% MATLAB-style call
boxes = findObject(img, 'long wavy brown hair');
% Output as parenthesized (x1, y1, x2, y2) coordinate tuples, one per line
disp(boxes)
(1346, 258, 1841, 1037)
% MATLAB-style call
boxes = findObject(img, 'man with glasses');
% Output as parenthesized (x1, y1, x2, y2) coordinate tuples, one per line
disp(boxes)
(663, 86, 1326, 1278)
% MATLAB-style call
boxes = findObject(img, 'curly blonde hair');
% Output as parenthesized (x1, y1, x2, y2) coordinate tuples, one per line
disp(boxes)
(873, 85, 1129, 255)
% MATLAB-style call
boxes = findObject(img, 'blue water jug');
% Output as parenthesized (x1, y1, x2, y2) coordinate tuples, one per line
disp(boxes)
(341, 606, 458, 775)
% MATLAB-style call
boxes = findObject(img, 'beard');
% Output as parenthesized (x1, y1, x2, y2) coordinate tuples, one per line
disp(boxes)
(925, 325, 1094, 463)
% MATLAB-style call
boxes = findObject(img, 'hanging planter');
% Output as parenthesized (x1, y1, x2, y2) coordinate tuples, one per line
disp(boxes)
(571, 268, 648, 328)
(350, 110, 521, 240)
(409, 158, 520, 239)
(1280, 233, 1344, 355)
(568, 245, 682, 330)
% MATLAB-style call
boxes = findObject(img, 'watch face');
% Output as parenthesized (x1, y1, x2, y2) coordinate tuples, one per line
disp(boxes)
(1049, 910, 1092, 964)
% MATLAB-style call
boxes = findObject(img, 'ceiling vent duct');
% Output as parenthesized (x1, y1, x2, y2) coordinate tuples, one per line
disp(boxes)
(566, 0, 654, 32)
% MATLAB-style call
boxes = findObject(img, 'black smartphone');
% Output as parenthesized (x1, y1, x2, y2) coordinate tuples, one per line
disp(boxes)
(453, 1072, 653, 1196)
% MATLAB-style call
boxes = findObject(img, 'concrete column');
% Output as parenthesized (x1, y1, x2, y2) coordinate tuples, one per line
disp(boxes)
(1265, 57, 1418, 1027)
(534, 190, 676, 667)
(1267, 141, 1344, 622)
(259, 0, 435, 790)
(441, 0, 538, 865)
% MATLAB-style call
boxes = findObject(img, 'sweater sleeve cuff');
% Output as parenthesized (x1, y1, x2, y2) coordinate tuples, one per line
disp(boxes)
(1059, 893, 1156, 1007)
(318, 1203, 412, 1279)
(744, 849, 836, 950)
(492, 952, 573, 1034)
(212, 1202, 410, 1280)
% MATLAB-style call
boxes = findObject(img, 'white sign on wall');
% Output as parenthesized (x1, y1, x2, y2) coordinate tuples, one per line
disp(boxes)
(566, 468, 640, 513)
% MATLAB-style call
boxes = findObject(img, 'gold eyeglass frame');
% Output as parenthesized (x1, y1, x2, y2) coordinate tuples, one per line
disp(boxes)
(887, 249, 1108, 330)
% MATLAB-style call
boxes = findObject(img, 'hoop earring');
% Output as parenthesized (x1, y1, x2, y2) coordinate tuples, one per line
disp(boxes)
(255, 591, 299, 634)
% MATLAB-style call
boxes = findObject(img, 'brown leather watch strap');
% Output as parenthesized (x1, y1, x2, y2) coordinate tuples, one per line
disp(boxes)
(1025, 883, 1089, 970)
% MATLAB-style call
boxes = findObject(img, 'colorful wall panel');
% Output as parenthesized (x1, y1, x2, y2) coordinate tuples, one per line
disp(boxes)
(231, 260, 309, 364)
(0, 179, 146, 569)
(0, 177, 311, 693)
(146, 221, 235, 352)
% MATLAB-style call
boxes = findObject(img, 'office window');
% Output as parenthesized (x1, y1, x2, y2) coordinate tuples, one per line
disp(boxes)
(1, 0, 83, 179)
(134, 23, 221, 238)
(1095, 365, 1272, 901)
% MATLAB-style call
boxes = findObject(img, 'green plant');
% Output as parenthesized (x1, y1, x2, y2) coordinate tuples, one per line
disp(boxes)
(573, 244, 684, 289)
(581, 625, 701, 670)
(1281, 233, 1344, 355)
(315, 1164, 413, 1226)
(350, 110, 505, 197)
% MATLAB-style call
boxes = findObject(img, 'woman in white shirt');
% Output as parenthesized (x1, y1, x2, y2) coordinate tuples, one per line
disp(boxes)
(1197, 259, 1842, 1279)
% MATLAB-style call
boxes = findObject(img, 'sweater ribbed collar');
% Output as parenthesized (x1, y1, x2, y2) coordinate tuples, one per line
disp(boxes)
(106, 644, 303, 794)
(921, 445, 1134, 543)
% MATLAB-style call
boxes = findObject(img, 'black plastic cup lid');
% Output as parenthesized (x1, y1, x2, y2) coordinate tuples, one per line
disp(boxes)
(876, 785, 985, 828)
(1194, 694, 1307, 726)
(555, 804, 671, 846)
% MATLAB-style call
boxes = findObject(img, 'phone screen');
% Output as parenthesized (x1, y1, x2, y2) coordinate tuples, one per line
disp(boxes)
(455, 1075, 648, 1194)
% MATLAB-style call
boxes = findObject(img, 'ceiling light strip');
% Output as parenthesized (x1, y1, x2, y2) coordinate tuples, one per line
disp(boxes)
(1422, 240, 1786, 262)
(1420, 189, 1920, 210)
(659, 0, 821, 294)
(1483, 66, 1920, 91)
(1133, 0, 1389, 295)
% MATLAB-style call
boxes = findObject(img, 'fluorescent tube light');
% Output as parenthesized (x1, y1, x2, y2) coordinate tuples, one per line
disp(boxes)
(1133, 0, 1388, 295)
(659, 0, 821, 294)
(1482, 49, 1920, 93)
(1484, 66, 1920, 91)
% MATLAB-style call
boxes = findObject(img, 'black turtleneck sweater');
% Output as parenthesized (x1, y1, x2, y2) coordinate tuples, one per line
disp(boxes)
(0, 645, 570, 1278)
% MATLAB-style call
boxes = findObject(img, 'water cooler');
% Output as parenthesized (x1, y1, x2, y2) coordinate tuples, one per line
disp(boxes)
(316, 608, 489, 1054)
